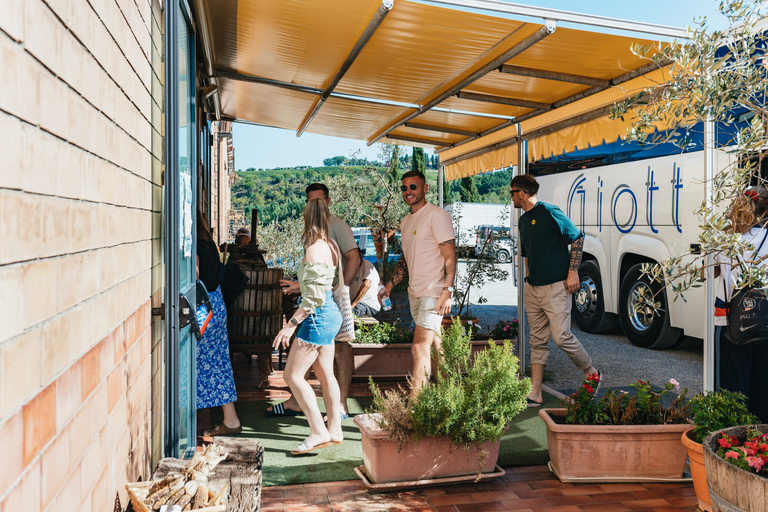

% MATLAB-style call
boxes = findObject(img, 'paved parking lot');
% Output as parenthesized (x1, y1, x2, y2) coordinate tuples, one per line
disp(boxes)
(456, 260, 705, 396)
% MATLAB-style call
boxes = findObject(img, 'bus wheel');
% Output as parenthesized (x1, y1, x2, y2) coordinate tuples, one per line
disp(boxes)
(572, 261, 619, 334)
(496, 249, 511, 263)
(618, 263, 682, 349)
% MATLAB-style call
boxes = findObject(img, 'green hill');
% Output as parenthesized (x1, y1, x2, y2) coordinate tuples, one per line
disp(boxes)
(231, 164, 513, 225)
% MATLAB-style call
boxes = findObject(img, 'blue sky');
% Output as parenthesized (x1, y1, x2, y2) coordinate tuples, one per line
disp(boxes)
(233, 0, 731, 170)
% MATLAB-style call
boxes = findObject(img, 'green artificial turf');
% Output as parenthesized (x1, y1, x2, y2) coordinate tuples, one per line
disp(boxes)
(212, 392, 561, 486)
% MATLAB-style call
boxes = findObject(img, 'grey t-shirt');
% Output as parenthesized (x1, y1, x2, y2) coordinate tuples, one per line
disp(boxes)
(329, 215, 357, 287)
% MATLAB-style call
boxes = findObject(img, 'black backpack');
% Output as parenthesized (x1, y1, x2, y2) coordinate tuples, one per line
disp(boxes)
(725, 228, 768, 346)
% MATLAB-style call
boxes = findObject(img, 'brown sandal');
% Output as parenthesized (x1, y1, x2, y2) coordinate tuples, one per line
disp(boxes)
(203, 424, 243, 437)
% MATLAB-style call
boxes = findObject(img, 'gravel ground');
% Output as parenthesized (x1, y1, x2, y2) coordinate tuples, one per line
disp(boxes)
(457, 260, 705, 396)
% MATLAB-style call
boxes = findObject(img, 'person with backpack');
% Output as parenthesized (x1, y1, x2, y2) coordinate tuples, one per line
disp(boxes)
(715, 186, 768, 422)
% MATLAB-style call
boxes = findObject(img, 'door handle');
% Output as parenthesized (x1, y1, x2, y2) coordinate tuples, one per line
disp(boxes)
(179, 292, 201, 340)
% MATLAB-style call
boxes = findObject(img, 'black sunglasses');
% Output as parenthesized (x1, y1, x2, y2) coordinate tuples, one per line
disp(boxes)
(401, 184, 419, 191)
(510, 189, 521, 195)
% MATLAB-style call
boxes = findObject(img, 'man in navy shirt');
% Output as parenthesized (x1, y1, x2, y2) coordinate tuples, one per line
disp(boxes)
(511, 175, 600, 406)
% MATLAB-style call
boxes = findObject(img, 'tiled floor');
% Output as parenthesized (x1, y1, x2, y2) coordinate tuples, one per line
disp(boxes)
(258, 468, 698, 511)
(221, 353, 697, 512)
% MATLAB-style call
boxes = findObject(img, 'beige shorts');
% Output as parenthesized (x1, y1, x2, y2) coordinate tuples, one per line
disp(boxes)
(408, 294, 443, 332)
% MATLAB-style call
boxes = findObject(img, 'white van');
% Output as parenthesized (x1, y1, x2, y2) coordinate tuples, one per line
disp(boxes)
(529, 136, 731, 349)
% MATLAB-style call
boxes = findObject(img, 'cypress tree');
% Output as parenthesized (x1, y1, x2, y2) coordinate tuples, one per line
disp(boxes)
(412, 147, 426, 174)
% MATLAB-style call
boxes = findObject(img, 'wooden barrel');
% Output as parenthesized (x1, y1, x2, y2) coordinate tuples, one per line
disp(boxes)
(374, 291, 412, 329)
(703, 424, 768, 512)
(227, 262, 283, 387)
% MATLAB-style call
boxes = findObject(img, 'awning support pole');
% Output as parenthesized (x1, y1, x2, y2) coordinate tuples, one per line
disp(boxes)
(515, 125, 526, 379)
(385, 134, 451, 147)
(499, 64, 610, 88)
(704, 119, 716, 392)
(296, 0, 393, 137)
(457, 91, 551, 111)
(405, 122, 477, 137)
(438, 164, 445, 208)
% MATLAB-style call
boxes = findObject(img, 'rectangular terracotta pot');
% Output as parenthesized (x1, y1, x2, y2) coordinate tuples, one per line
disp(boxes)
(540, 408, 691, 482)
(351, 339, 512, 378)
(354, 413, 501, 484)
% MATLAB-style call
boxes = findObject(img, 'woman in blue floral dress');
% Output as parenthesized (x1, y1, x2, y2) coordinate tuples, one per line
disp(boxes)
(197, 212, 242, 436)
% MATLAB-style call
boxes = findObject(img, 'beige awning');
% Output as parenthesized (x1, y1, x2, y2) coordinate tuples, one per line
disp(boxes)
(193, 0, 679, 178)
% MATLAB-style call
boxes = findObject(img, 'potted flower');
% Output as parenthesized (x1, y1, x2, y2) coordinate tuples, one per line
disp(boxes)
(353, 319, 531, 484)
(540, 376, 692, 482)
(703, 424, 768, 512)
(682, 390, 759, 512)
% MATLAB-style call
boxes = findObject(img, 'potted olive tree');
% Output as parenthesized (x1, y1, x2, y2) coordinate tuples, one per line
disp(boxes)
(353, 319, 530, 486)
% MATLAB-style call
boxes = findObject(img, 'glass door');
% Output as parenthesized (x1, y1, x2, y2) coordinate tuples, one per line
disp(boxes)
(164, 0, 197, 459)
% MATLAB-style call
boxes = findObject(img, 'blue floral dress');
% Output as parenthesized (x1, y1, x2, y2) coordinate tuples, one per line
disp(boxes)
(196, 285, 238, 408)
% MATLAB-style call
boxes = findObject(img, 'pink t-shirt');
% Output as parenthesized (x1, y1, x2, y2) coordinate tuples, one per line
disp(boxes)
(401, 203, 455, 298)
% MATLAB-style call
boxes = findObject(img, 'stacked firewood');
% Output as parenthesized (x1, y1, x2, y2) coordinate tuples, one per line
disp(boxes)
(141, 445, 227, 511)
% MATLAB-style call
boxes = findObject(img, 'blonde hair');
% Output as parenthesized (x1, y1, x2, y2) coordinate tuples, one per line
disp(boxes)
(728, 186, 768, 234)
(302, 198, 330, 248)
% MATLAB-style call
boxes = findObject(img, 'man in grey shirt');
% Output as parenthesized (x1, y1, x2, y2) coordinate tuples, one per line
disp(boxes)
(269, 183, 361, 419)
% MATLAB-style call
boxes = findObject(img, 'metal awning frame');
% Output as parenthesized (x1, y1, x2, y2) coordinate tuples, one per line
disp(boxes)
(191, 0, 688, 151)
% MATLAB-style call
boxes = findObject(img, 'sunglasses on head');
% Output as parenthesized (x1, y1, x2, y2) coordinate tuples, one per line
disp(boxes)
(401, 184, 419, 191)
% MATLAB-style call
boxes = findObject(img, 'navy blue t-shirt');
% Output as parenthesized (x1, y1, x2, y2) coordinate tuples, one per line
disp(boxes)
(519, 201, 582, 286)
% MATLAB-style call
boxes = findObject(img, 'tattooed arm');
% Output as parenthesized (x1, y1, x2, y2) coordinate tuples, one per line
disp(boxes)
(565, 235, 584, 294)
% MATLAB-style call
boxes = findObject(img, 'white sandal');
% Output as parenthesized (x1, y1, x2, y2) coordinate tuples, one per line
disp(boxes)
(291, 438, 331, 455)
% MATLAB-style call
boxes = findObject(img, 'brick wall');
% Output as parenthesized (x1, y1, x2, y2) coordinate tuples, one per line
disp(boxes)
(0, 0, 163, 511)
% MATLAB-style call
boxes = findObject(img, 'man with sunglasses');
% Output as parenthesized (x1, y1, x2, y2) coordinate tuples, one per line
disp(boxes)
(269, 182, 361, 419)
(379, 170, 457, 399)
(511, 175, 600, 407)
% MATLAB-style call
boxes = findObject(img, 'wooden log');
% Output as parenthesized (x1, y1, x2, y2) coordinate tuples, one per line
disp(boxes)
(152, 438, 263, 512)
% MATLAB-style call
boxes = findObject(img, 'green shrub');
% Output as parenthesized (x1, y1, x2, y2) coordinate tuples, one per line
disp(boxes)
(688, 390, 760, 443)
(354, 322, 413, 344)
(369, 318, 531, 456)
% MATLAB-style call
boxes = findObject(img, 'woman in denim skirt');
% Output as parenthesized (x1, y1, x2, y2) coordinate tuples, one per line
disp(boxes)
(273, 198, 344, 454)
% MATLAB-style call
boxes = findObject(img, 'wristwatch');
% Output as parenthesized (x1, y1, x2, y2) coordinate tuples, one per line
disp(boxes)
(289, 317, 299, 326)
(443, 286, 454, 293)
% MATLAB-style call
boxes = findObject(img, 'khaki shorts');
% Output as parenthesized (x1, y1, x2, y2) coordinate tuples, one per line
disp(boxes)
(408, 294, 443, 332)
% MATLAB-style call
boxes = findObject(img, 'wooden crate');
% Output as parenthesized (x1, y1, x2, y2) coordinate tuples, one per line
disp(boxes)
(126, 481, 225, 512)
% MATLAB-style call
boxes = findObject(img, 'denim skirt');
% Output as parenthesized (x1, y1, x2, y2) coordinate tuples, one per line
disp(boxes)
(296, 290, 342, 346)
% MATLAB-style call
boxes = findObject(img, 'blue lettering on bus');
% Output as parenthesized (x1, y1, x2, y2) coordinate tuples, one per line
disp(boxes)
(567, 175, 586, 234)
(612, 186, 637, 233)
(672, 163, 683, 233)
(647, 167, 659, 234)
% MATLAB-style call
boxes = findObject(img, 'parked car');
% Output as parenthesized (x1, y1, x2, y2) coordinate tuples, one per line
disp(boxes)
(474, 225, 516, 263)
(353, 228, 401, 265)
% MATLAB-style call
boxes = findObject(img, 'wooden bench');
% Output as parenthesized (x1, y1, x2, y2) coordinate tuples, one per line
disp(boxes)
(356, 316, 379, 326)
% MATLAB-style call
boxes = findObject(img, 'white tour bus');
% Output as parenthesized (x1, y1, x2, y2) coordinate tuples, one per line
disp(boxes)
(528, 128, 734, 349)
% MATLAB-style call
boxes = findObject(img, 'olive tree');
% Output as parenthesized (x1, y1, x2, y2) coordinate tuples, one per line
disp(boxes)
(611, 0, 768, 304)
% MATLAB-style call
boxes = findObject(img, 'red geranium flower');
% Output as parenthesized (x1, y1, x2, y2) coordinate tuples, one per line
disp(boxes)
(718, 437, 732, 449)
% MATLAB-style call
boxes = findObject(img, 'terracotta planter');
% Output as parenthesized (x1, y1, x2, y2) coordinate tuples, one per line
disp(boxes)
(354, 413, 501, 484)
(681, 428, 712, 512)
(351, 339, 511, 378)
(441, 316, 479, 328)
(540, 408, 691, 482)
(703, 424, 768, 512)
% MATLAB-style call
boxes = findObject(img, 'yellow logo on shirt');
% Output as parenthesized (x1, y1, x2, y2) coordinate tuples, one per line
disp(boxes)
(413, 230, 417, 235)
(531, 220, 536, 225)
